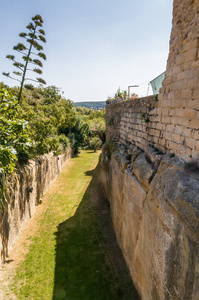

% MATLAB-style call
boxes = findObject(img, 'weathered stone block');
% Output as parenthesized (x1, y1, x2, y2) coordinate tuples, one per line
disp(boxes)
(133, 153, 154, 191)
(193, 88, 199, 99)
(174, 80, 185, 90)
(185, 137, 195, 148)
(161, 100, 171, 108)
(122, 169, 147, 254)
(176, 53, 185, 65)
(188, 99, 199, 110)
(184, 109, 196, 118)
(185, 48, 198, 62)
(195, 140, 199, 151)
(172, 133, 181, 143)
(173, 65, 182, 74)
(174, 90, 182, 100)
(189, 119, 199, 129)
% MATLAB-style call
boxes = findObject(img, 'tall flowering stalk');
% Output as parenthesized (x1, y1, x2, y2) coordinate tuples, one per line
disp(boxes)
(3, 14, 47, 103)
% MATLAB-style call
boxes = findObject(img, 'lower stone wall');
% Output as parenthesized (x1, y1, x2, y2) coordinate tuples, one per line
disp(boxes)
(101, 141, 199, 300)
(0, 150, 72, 265)
(106, 95, 199, 160)
(106, 96, 158, 151)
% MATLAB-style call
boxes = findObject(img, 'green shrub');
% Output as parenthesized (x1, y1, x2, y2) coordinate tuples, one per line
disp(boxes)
(59, 135, 70, 151)
(0, 88, 31, 209)
(69, 133, 80, 154)
(17, 148, 33, 165)
(0, 88, 31, 172)
(89, 137, 102, 152)
(48, 136, 61, 155)
(35, 136, 62, 156)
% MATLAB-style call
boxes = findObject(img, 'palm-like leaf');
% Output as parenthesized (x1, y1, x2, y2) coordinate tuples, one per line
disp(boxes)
(19, 32, 27, 38)
(2, 72, 10, 77)
(13, 71, 22, 76)
(39, 35, 46, 43)
(38, 52, 46, 60)
(22, 56, 32, 62)
(26, 22, 35, 31)
(6, 55, 15, 60)
(38, 29, 45, 35)
(37, 78, 46, 84)
(13, 62, 25, 69)
(13, 43, 27, 51)
(33, 68, 42, 74)
(32, 15, 43, 23)
(33, 59, 43, 67)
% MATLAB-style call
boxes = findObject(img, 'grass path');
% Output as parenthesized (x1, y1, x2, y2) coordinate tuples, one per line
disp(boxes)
(0, 150, 139, 300)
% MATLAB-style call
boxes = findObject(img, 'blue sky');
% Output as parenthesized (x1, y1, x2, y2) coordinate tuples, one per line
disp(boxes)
(0, 0, 173, 101)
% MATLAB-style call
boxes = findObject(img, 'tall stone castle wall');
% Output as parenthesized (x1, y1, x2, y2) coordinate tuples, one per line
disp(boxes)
(102, 1, 199, 299)
(106, 0, 199, 160)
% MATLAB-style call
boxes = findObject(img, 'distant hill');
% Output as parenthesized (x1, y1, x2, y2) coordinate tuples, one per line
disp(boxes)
(73, 101, 106, 110)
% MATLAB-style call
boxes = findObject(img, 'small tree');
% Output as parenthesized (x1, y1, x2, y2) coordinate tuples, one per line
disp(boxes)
(3, 14, 46, 103)
(89, 137, 102, 152)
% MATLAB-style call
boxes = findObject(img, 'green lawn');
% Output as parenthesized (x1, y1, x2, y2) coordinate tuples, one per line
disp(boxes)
(11, 150, 139, 300)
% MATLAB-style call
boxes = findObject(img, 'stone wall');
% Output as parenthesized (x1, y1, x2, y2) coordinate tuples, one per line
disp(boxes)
(0, 150, 72, 265)
(106, 89, 199, 160)
(106, 96, 163, 152)
(101, 142, 199, 300)
(158, 0, 199, 159)
(106, 0, 199, 161)
(102, 0, 199, 298)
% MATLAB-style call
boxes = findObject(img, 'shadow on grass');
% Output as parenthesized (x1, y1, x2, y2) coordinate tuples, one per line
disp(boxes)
(53, 160, 140, 300)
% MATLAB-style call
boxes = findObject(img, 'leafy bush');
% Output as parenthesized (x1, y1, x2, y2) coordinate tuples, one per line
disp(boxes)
(0, 83, 108, 208)
(0, 88, 31, 209)
(16, 85, 76, 156)
(67, 117, 90, 153)
(17, 147, 32, 165)
(59, 135, 70, 151)
(0, 88, 31, 172)
(75, 106, 106, 144)
(89, 137, 102, 152)
(68, 133, 79, 154)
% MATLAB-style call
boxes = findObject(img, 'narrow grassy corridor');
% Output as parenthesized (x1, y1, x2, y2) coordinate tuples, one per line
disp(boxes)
(3, 150, 139, 300)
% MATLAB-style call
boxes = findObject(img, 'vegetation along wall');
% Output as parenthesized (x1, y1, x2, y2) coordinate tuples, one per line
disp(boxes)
(102, 0, 199, 299)
(0, 150, 72, 266)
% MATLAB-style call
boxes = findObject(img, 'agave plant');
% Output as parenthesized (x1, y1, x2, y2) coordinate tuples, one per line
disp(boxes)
(3, 14, 47, 103)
